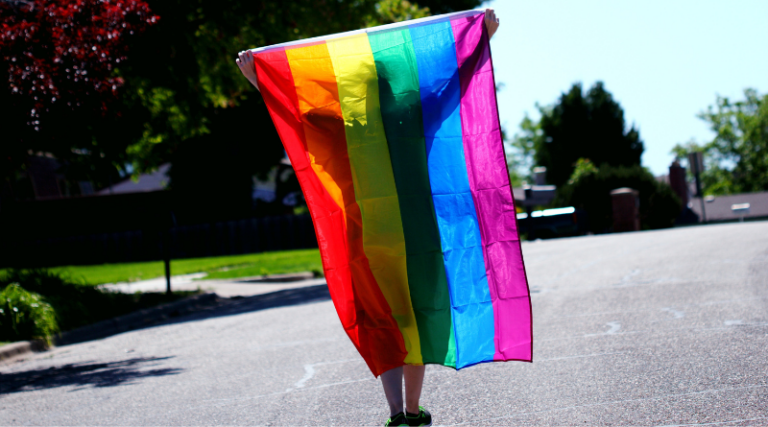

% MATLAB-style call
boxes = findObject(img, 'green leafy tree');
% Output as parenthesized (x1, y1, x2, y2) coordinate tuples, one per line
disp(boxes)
(136, 0, 480, 210)
(123, 0, 480, 170)
(367, 0, 430, 25)
(568, 157, 599, 185)
(521, 82, 644, 188)
(508, 113, 539, 184)
(672, 89, 768, 195)
(555, 161, 680, 233)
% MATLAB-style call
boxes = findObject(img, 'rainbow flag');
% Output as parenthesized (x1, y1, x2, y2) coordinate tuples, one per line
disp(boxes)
(251, 10, 532, 376)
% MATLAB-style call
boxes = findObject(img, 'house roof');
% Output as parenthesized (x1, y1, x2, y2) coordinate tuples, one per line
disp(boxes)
(690, 191, 768, 222)
(97, 164, 170, 195)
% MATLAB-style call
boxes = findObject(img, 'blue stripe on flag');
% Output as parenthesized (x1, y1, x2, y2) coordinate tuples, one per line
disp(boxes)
(409, 20, 495, 369)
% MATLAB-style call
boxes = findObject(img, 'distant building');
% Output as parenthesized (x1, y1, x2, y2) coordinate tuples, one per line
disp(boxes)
(690, 192, 768, 222)
(662, 160, 768, 223)
(97, 163, 170, 195)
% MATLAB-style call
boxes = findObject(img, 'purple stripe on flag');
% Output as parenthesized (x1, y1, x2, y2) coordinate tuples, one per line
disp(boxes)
(451, 13, 532, 362)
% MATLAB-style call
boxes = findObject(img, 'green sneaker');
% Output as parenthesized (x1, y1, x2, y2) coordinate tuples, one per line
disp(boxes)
(385, 412, 409, 426)
(405, 406, 432, 426)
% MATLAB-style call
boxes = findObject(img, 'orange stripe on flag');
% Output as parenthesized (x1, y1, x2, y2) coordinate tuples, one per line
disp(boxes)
(284, 43, 408, 374)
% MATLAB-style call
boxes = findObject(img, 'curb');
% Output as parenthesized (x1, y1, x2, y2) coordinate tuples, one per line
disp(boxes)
(219, 271, 316, 283)
(55, 292, 219, 346)
(0, 340, 47, 363)
(0, 292, 220, 362)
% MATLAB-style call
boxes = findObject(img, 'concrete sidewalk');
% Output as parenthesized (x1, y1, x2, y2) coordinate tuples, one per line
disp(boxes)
(100, 272, 325, 298)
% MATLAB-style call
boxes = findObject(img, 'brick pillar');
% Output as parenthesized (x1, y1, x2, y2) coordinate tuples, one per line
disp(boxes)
(668, 160, 688, 210)
(610, 188, 640, 232)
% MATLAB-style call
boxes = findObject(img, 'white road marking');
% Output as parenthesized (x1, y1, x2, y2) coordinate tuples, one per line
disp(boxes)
(606, 321, 621, 334)
(581, 321, 622, 337)
(620, 269, 641, 284)
(293, 358, 361, 389)
(662, 307, 686, 319)
(724, 320, 743, 326)
(293, 364, 315, 388)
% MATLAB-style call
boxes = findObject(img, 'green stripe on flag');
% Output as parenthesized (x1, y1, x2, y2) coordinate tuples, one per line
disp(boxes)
(369, 29, 456, 367)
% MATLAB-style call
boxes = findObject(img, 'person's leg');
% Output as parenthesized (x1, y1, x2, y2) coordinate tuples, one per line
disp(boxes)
(403, 365, 426, 415)
(380, 366, 404, 416)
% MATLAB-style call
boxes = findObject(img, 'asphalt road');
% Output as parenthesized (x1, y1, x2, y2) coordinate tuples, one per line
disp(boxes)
(1, 221, 767, 426)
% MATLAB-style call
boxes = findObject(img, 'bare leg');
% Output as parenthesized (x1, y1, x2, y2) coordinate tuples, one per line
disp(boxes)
(380, 366, 404, 416)
(404, 365, 426, 414)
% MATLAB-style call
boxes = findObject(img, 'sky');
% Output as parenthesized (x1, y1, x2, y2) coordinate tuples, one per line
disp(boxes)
(486, 0, 768, 176)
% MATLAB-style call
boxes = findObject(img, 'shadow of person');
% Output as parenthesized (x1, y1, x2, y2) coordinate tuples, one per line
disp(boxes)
(0, 356, 180, 395)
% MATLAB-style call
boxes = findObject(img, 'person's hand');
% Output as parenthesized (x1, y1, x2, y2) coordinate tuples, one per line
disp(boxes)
(236, 50, 260, 92)
(484, 8, 499, 39)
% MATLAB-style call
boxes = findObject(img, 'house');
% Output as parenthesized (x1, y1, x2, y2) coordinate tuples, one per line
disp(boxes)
(97, 164, 170, 195)
(663, 160, 768, 223)
(690, 192, 768, 223)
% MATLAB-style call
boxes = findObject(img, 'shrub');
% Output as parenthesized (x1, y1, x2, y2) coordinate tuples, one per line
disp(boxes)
(0, 269, 104, 332)
(555, 162, 681, 233)
(0, 283, 59, 345)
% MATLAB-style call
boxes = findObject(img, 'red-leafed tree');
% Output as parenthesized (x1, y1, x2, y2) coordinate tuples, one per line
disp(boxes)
(0, 0, 157, 189)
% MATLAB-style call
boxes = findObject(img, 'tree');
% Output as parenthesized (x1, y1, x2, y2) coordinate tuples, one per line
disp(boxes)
(122, 0, 481, 207)
(415, 0, 481, 15)
(672, 89, 768, 195)
(508, 113, 539, 184)
(119, 0, 481, 173)
(0, 0, 158, 190)
(515, 82, 644, 188)
(367, 0, 429, 25)
(1, 0, 483, 203)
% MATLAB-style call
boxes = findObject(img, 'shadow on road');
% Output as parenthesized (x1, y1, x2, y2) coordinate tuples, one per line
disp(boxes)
(172, 284, 332, 325)
(0, 356, 181, 395)
(0, 286, 330, 395)
(52, 284, 333, 349)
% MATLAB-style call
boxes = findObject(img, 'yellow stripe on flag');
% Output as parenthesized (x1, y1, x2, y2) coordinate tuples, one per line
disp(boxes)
(327, 34, 423, 365)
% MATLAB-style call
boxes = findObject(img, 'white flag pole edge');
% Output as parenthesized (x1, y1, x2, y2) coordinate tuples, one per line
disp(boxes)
(249, 9, 485, 54)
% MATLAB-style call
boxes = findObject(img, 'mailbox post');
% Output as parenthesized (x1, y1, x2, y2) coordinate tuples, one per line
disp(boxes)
(610, 188, 640, 232)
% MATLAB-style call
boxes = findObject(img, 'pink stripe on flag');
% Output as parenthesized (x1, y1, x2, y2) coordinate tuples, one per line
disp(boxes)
(451, 14, 532, 362)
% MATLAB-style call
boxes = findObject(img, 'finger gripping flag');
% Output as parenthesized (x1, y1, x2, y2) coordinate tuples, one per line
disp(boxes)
(252, 10, 532, 377)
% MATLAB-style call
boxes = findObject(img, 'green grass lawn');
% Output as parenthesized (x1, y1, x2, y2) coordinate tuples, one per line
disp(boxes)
(36, 249, 323, 285)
